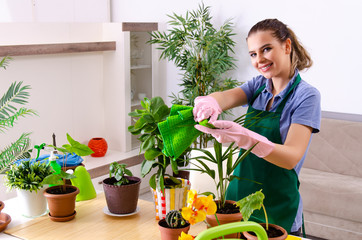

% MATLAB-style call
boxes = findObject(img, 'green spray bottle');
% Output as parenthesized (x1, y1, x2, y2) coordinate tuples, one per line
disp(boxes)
(70, 166, 97, 201)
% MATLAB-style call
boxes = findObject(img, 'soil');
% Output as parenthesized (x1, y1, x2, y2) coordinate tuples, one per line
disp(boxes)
(216, 201, 240, 214)
(158, 219, 190, 229)
(103, 177, 139, 186)
(47, 186, 77, 195)
(247, 225, 284, 238)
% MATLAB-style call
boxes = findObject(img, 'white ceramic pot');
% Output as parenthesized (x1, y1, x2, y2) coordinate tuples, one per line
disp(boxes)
(16, 187, 48, 218)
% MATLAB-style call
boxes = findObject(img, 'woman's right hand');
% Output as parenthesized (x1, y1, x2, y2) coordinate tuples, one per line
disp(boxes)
(193, 96, 222, 123)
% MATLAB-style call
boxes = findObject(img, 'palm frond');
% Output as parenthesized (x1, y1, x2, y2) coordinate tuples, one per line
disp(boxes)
(0, 107, 37, 132)
(0, 132, 32, 174)
(0, 56, 12, 70)
(0, 81, 32, 118)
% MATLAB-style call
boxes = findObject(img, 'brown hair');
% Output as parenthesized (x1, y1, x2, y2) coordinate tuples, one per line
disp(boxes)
(248, 19, 312, 77)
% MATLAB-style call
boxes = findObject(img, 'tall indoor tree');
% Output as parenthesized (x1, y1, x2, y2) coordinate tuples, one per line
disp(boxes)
(149, 3, 240, 148)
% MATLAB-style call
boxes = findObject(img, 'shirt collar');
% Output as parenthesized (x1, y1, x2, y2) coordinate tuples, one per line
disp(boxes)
(262, 69, 299, 99)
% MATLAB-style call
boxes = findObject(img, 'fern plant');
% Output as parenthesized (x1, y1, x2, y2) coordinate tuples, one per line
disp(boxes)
(5, 160, 53, 192)
(148, 3, 241, 148)
(0, 56, 37, 174)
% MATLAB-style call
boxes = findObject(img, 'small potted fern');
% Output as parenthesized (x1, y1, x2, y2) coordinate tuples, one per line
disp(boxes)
(5, 160, 53, 218)
(102, 162, 141, 214)
(158, 210, 190, 240)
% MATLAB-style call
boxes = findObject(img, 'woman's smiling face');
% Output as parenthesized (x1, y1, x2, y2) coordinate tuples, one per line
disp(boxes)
(247, 30, 291, 80)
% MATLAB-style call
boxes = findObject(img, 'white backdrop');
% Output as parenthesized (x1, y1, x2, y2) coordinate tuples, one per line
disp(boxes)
(111, 0, 362, 115)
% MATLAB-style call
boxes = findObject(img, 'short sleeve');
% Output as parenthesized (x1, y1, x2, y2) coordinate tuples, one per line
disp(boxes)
(291, 87, 321, 133)
(240, 76, 266, 104)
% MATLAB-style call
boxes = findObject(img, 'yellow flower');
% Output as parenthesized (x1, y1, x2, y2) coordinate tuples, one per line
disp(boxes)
(187, 189, 198, 206)
(182, 190, 217, 225)
(178, 232, 195, 240)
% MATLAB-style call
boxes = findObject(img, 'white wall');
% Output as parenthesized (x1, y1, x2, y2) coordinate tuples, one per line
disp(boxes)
(0, 0, 361, 153)
(112, 0, 362, 115)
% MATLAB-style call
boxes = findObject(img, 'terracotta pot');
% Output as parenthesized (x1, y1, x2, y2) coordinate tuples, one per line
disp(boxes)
(243, 223, 288, 240)
(43, 185, 79, 222)
(88, 137, 108, 157)
(0, 212, 11, 232)
(158, 219, 191, 240)
(0, 201, 4, 213)
(205, 200, 243, 239)
(103, 176, 141, 214)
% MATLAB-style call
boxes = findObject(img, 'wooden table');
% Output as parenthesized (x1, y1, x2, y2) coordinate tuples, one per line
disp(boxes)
(5, 193, 206, 240)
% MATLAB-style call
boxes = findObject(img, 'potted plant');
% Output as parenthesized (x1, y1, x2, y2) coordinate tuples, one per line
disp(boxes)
(188, 139, 256, 238)
(128, 96, 191, 219)
(42, 133, 94, 222)
(148, 3, 241, 148)
(236, 190, 288, 240)
(102, 162, 141, 214)
(158, 210, 190, 240)
(0, 56, 36, 174)
(0, 201, 11, 233)
(5, 160, 53, 218)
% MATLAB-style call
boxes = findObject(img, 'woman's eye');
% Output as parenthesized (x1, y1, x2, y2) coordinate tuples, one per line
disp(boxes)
(250, 53, 256, 58)
(263, 47, 271, 53)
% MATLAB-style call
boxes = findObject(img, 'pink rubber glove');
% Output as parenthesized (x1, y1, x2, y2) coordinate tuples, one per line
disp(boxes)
(195, 120, 275, 158)
(193, 96, 222, 123)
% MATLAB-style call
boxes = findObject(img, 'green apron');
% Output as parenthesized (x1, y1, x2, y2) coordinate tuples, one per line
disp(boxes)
(226, 74, 301, 233)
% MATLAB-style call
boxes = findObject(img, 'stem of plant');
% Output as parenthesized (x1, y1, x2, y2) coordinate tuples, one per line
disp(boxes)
(214, 213, 225, 239)
(262, 204, 269, 231)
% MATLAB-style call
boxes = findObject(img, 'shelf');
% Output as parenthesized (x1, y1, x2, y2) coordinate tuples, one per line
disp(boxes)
(131, 64, 151, 70)
(131, 100, 142, 107)
(0, 41, 116, 57)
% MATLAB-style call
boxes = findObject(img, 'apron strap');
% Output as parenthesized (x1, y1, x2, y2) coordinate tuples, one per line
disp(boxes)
(250, 84, 266, 106)
(276, 74, 301, 114)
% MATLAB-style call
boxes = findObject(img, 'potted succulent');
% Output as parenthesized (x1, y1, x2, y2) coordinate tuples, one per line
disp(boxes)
(42, 133, 94, 222)
(128, 96, 191, 219)
(236, 190, 288, 240)
(158, 210, 191, 240)
(102, 162, 141, 214)
(5, 160, 53, 218)
(0, 56, 36, 174)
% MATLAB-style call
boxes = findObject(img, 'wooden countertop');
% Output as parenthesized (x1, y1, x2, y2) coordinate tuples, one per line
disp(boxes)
(5, 193, 205, 240)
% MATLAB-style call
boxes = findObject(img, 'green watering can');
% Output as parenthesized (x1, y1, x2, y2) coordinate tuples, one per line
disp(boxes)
(194, 221, 268, 240)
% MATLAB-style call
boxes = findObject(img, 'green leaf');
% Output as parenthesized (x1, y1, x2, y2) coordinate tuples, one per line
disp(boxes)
(144, 148, 162, 160)
(141, 159, 156, 177)
(235, 190, 265, 222)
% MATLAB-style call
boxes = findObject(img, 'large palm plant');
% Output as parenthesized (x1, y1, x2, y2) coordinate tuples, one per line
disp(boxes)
(148, 3, 240, 148)
(0, 57, 37, 174)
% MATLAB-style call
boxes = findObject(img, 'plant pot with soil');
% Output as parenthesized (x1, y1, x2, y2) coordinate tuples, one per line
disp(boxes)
(43, 184, 79, 221)
(236, 190, 288, 240)
(128, 97, 191, 219)
(158, 210, 190, 240)
(42, 133, 94, 222)
(5, 160, 53, 218)
(186, 137, 260, 239)
(102, 162, 141, 214)
(205, 200, 243, 239)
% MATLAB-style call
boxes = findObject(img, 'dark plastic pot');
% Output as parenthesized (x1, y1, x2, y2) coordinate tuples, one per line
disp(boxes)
(102, 176, 141, 214)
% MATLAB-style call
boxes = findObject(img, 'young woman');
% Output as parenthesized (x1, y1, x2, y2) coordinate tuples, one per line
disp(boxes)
(193, 19, 321, 235)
